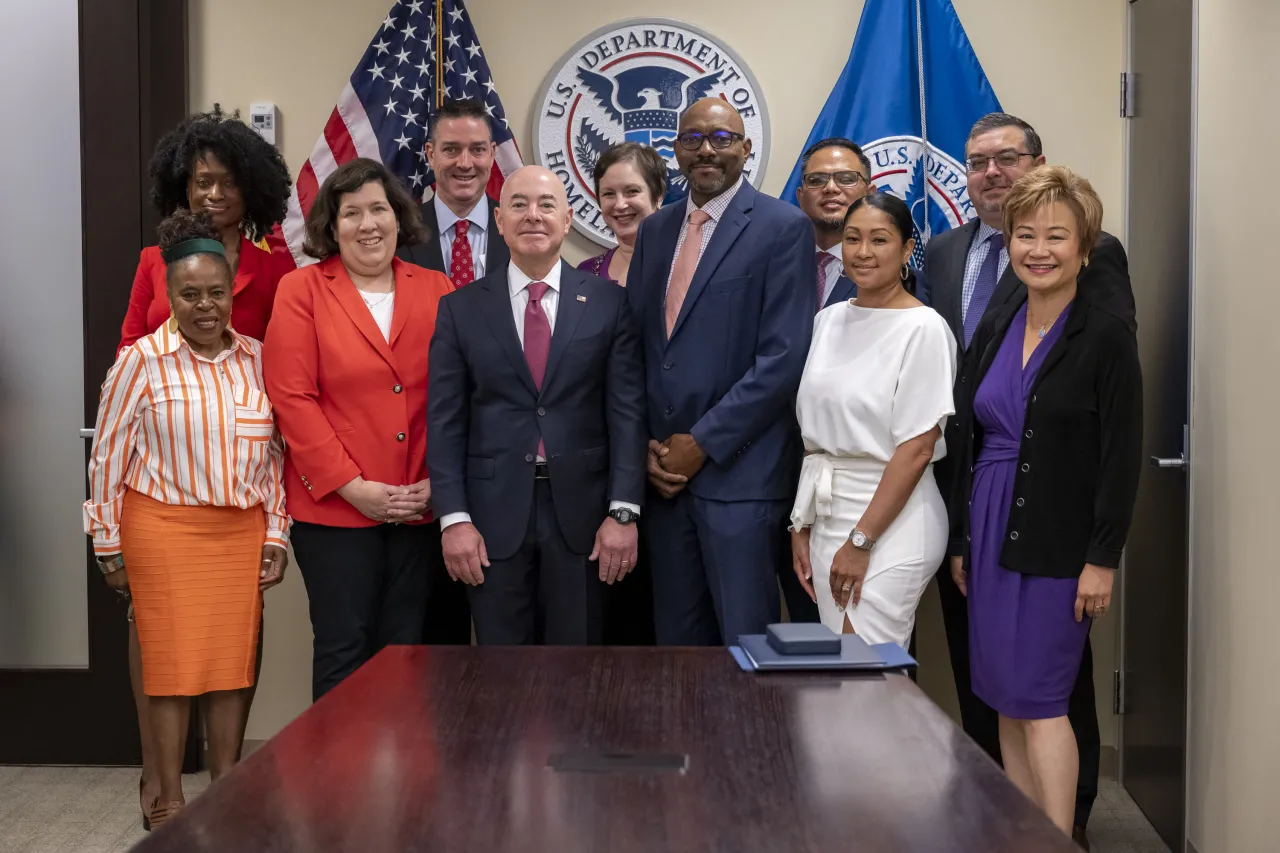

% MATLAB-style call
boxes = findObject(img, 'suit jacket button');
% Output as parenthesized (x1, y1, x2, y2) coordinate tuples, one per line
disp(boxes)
(537, 407, 546, 417)
(663, 361, 673, 370)
(397, 432, 406, 442)
(393, 384, 403, 393)
(664, 406, 674, 416)
(525, 453, 534, 463)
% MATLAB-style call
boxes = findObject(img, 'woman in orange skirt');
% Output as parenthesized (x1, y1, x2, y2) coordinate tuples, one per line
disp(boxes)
(84, 209, 289, 830)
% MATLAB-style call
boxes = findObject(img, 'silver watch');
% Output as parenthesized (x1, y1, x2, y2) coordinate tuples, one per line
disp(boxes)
(849, 529, 876, 551)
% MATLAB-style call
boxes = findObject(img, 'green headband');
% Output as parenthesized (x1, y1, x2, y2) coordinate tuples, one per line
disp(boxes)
(161, 238, 226, 265)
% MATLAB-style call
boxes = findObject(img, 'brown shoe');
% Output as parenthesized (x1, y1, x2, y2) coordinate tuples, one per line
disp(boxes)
(149, 800, 185, 831)
(139, 776, 158, 832)
(1072, 825, 1090, 851)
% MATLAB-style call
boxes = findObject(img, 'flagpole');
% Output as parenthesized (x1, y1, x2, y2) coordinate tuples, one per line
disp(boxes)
(915, 0, 931, 244)
(435, 0, 445, 109)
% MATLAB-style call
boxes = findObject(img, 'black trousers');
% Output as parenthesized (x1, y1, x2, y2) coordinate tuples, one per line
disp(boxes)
(421, 520, 472, 644)
(602, 541, 656, 645)
(468, 480, 605, 645)
(934, 562, 1101, 828)
(292, 521, 430, 701)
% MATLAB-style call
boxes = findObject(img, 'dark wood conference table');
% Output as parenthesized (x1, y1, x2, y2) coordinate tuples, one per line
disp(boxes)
(134, 646, 1078, 852)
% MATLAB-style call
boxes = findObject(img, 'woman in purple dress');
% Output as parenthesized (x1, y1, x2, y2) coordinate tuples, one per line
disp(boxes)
(576, 143, 666, 643)
(577, 142, 666, 287)
(948, 166, 1142, 836)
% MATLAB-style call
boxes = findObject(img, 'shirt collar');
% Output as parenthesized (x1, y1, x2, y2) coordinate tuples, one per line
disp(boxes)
(156, 317, 248, 362)
(818, 242, 843, 262)
(434, 194, 488, 236)
(684, 174, 745, 224)
(973, 220, 1003, 250)
(508, 259, 563, 298)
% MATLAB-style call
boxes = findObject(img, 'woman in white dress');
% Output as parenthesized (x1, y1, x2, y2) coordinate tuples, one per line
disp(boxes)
(790, 193, 958, 646)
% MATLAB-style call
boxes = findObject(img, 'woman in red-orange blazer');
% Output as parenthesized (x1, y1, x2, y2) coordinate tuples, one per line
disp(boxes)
(119, 106, 294, 353)
(262, 158, 453, 701)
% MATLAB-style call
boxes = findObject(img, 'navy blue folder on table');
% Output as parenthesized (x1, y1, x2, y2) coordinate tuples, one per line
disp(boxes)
(730, 634, 918, 672)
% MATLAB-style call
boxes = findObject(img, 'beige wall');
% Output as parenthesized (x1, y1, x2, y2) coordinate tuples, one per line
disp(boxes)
(1187, 0, 1280, 849)
(189, 0, 1126, 742)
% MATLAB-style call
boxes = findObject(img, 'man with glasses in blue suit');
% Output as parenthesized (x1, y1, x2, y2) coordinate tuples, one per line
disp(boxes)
(627, 98, 814, 646)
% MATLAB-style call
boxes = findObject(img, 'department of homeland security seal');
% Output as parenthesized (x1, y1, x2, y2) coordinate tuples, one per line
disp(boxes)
(861, 136, 974, 266)
(534, 19, 770, 247)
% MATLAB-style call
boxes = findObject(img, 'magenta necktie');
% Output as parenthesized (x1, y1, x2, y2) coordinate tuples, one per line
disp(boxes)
(524, 281, 551, 457)
(816, 251, 836, 311)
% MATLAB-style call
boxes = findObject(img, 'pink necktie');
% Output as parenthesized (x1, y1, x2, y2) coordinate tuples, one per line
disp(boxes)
(524, 281, 551, 457)
(665, 209, 712, 337)
(450, 220, 475, 289)
(816, 251, 836, 311)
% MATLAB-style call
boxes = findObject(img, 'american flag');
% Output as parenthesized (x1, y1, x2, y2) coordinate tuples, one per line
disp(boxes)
(280, 0, 522, 266)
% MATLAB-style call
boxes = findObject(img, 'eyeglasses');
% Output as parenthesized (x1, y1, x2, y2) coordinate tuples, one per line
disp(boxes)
(801, 171, 867, 189)
(965, 150, 1035, 173)
(676, 130, 745, 151)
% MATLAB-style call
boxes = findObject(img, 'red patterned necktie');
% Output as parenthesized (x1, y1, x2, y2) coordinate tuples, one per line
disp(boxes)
(449, 220, 475, 288)
(816, 251, 836, 311)
(524, 281, 551, 457)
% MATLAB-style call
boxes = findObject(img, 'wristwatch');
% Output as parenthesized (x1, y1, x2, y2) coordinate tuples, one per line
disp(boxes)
(849, 528, 876, 551)
(96, 554, 125, 575)
(608, 507, 639, 525)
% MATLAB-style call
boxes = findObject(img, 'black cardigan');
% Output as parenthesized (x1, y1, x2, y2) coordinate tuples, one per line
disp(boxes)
(947, 288, 1143, 579)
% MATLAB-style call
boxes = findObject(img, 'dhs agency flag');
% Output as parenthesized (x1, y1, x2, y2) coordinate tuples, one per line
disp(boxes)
(781, 0, 1001, 267)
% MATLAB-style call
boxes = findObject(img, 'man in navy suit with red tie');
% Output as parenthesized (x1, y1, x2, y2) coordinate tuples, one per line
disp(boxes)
(427, 166, 645, 645)
(628, 99, 815, 645)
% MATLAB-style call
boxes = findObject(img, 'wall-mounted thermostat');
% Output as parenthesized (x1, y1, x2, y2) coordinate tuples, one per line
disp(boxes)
(249, 103, 278, 146)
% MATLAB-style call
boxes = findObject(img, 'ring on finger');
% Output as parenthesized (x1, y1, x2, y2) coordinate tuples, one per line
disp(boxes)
(841, 581, 852, 592)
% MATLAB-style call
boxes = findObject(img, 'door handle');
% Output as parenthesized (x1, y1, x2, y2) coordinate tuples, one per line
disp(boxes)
(80, 428, 95, 439)
(1150, 424, 1190, 470)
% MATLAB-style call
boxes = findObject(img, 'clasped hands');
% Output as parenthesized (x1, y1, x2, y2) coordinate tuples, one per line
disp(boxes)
(338, 476, 430, 524)
(647, 434, 705, 498)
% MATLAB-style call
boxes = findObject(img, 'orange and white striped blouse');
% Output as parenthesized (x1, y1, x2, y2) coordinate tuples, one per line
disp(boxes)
(84, 320, 288, 554)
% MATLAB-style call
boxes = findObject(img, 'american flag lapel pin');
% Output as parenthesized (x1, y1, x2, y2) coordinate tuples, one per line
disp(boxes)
(576, 294, 587, 303)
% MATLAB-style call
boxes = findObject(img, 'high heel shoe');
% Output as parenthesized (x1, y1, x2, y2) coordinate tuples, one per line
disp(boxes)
(139, 776, 158, 832)
(148, 800, 184, 831)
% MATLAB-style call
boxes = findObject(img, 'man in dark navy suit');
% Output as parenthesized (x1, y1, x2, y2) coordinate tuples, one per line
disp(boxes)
(427, 166, 645, 645)
(795, 137, 873, 311)
(628, 98, 814, 645)
(396, 99, 511, 645)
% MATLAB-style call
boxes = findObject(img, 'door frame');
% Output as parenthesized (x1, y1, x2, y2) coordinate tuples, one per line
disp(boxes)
(0, 0, 187, 765)
(1119, 0, 1196, 845)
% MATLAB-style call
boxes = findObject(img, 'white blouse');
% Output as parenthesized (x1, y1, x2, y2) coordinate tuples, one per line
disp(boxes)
(361, 290, 395, 341)
(796, 303, 958, 463)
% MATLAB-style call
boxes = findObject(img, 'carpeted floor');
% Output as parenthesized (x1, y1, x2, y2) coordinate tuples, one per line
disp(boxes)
(0, 766, 1169, 852)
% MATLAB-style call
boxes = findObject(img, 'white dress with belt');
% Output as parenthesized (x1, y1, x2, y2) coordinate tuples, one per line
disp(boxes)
(790, 303, 958, 647)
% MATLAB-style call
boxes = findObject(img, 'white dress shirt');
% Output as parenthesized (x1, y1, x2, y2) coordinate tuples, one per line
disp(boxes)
(817, 242, 844, 307)
(435, 194, 490, 280)
(439, 260, 639, 530)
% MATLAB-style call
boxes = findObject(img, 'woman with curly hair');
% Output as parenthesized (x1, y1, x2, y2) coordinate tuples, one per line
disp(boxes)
(118, 105, 293, 351)
(87, 208, 288, 829)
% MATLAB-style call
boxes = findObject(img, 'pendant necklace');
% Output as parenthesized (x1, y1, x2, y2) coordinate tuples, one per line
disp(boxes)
(1027, 307, 1064, 339)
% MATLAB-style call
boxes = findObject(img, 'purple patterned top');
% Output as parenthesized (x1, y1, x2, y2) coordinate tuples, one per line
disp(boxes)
(577, 248, 617, 282)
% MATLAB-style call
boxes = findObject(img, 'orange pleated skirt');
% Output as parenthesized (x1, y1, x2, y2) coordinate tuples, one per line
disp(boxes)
(120, 489, 263, 696)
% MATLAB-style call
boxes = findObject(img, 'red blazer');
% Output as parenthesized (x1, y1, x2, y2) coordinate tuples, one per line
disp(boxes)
(262, 256, 452, 528)
(118, 236, 295, 353)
